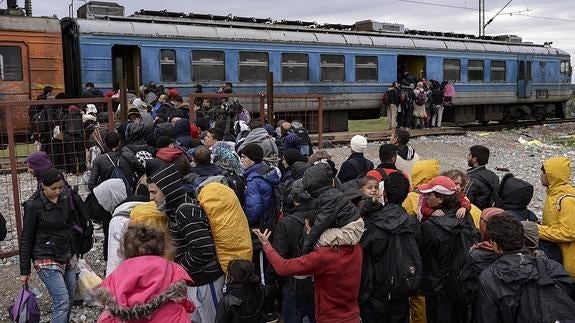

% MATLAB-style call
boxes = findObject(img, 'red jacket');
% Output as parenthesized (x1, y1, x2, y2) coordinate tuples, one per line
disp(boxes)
(263, 243, 363, 323)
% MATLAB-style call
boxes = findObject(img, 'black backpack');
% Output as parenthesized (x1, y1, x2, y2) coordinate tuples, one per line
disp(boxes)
(105, 154, 133, 196)
(30, 109, 50, 134)
(65, 188, 94, 255)
(361, 220, 422, 302)
(515, 258, 575, 323)
(291, 126, 313, 157)
(256, 165, 284, 231)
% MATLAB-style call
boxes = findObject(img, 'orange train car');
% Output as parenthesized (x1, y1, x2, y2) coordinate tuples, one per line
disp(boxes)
(0, 15, 64, 135)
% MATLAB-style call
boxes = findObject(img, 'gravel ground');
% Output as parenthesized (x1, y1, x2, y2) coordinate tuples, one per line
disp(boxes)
(0, 122, 573, 322)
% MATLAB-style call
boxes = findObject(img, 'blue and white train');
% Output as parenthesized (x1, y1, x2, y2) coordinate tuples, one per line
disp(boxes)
(61, 1, 572, 131)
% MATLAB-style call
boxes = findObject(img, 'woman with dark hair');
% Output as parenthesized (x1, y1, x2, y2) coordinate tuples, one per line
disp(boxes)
(94, 224, 194, 322)
(417, 176, 480, 323)
(215, 259, 267, 323)
(19, 168, 79, 323)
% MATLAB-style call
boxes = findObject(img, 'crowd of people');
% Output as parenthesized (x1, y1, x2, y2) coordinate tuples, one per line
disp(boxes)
(385, 73, 456, 130)
(18, 82, 575, 323)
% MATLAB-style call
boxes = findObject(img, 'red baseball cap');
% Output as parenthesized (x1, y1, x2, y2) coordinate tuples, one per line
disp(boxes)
(417, 176, 457, 195)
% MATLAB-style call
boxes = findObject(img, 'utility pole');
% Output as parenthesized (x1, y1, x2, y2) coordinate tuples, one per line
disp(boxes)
(479, 0, 485, 37)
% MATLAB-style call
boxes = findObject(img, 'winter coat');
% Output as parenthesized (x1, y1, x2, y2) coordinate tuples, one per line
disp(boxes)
(264, 243, 362, 323)
(466, 165, 500, 210)
(215, 284, 267, 323)
(124, 120, 148, 145)
(499, 173, 538, 222)
(88, 151, 135, 191)
(395, 144, 420, 181)
(475, 251, 574, 323)
(302, 163, 361, 253)
(198, 182, 253, 272)
(459, 248, 497, 314)
(106, 201, 147, 276)
(243, 163, 280, 226)
(539, 156, 575, 278)
(94, 256, 194, 323)
(237, 128, 279, 160)
(337, 153, 374, 183)
(419, 208, 479, 296)
(359, 203, 421, 303)
(19, 191, 75, 275)
(174, 118, 195, 150)
(403, 160, 440, 217)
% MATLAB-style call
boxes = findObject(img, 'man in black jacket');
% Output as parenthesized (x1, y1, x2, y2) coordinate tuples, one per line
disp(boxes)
(148, 164, 224, 323)
(272, 179, 316, 323)
(360, 172, 421, 323)
(475, 215, 575, 323)
(88, 132, 136, 191)
(337, 135, 374, 183)
(465, 145, 500, 210)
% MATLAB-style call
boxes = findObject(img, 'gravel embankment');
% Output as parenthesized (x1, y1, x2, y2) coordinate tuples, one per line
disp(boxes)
(0, 122, 573, 322)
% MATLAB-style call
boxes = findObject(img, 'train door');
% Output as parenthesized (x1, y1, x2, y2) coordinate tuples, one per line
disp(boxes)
(112, 45, 141, 93)
(397, 55, 426, 83)
(517, 55, 532, 99)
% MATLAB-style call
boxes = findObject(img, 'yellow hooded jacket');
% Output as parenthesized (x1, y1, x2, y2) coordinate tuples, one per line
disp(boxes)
(403, 160, 440, 217)
(198, 182, 253, 272)
(538, 156, 575, 278)
(402, 159, 481, 227)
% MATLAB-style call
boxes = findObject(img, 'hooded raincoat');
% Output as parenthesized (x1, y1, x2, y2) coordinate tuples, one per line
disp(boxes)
(538, 156, 575, 278)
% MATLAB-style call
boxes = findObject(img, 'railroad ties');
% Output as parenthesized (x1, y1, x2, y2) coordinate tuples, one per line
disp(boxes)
(310, 127, 467, 146)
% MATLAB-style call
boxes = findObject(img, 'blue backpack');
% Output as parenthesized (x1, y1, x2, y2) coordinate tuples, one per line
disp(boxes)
(106, 154, 133, 196)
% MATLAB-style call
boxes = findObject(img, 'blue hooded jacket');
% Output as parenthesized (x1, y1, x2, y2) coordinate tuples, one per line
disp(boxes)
(243, 162, 281, 226)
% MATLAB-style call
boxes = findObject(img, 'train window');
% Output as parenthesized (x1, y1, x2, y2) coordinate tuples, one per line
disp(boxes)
(160, 49, 177, 82)
(282, 53, 309, 82)
(491, 61, 506, 82)
(320, 54, 345, 82)
(468, 60, 484, 82)
(239, 52, 269, 81)
(443, 59, 460, 81)
(355, 56, 378, 81)
(0, 46, 23, 81)
(561, 61, 566, 74)
(192, 50, 225, 81)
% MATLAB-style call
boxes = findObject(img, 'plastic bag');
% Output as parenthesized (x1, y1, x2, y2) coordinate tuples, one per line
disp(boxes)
(9, 284, 40, 323)
(77, 259, 102, 306)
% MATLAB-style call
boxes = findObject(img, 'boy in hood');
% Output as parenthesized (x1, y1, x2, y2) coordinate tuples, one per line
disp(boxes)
(475, 215, 575, 323)
(391, 128, 420, 180)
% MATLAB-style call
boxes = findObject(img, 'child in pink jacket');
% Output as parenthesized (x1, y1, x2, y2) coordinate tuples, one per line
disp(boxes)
(93, 224, 195, 322)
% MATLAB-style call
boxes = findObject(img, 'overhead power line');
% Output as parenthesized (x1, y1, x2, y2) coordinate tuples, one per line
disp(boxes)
(396, 0, 575, 23)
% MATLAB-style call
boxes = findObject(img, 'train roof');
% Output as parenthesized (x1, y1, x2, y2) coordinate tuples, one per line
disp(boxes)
(0, 16, 61, 33)
(70, 9, 569, 57)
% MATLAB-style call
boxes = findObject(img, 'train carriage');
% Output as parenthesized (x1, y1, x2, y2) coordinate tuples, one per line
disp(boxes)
(0, 1, 572, 134)
(0, 15, 64, 134)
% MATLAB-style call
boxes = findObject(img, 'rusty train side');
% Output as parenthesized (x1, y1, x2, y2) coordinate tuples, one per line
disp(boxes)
(0, 16, 64, 135)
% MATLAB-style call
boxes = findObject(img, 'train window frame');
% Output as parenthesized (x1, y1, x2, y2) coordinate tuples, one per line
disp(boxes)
(443, 59, 461, 81)
(159, 49, 177, 82)
(320, 54, 345, 82)
(355, 56, 378, 81)
(281, 53, 309, 82)
(239, 52, 269, 82)
(490, 60, 506, 82)
(191, 50, 225, 82)
(468, 60, 484, 82)
(0, 46, 23, 81)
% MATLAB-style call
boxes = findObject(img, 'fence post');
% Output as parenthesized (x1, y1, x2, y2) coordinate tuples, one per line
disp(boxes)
(106, 97, 115, 132)
(5, 106, 23, 243)
(259, 94, 266, 123)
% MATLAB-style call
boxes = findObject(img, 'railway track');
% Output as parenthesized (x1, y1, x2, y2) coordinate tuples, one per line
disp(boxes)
(461, 118, 575, 132)
(310, 127, 467, 146)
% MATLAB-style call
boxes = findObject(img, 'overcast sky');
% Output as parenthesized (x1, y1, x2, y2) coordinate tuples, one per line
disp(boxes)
(33, 0, 574, 80)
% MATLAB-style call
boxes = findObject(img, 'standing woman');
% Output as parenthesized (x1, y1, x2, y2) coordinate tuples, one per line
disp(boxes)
(19, 168, 79, 323)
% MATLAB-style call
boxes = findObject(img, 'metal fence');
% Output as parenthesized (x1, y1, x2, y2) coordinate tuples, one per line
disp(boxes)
(0, 93, 322, 258)
(188, 93, 323, 145)
(0, 97, 114, 258)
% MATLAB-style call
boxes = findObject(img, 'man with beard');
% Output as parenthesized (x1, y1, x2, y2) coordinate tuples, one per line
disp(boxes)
(465, 145, 500, 210)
